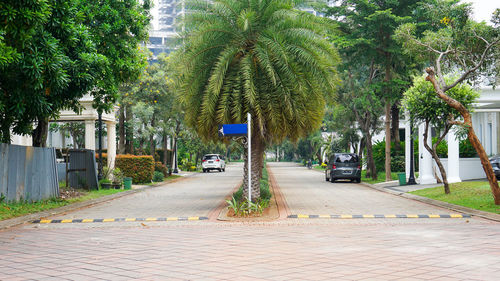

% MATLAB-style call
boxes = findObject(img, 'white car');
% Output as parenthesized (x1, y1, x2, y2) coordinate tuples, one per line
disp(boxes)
(202, 154, 226, 172)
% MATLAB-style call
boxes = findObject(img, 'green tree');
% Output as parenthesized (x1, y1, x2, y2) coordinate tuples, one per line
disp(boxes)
(324, 0, 424, 181)
(0, 1, 104, 145)
(402, 75, 479, 194)
(76, 0, 151, 113)
(178, 0, 339, 200)
(395, 4, 500, 204)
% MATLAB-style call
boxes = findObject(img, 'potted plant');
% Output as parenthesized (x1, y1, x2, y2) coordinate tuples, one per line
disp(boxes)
(99, 167, 123, 189)
(111, 168, 124, 189)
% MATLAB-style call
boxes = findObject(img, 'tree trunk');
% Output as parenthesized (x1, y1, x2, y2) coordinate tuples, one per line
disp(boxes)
(171, 137, 177, 170)
(391, 102, 401, 152)
(384, 99, 392, 181)
(118, 104, 126, 154)
(358, 136, 366, 160)
(426, 68, 500, 204)
(32, 117, 48, 147)
(423, 121, 450, 194)
(0, 124, 11, 144)
(366, 133, 377, 180)
(125, 104, 133, 154)
(163, 134, 169, 166)
(150, 115, 156, 159)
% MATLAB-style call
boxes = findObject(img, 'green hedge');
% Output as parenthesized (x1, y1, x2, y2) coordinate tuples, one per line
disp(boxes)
(115, 155, 154, 184)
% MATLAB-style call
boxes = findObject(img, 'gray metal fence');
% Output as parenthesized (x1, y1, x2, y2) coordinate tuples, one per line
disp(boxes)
(68, 149, 98, 190)
(0, 143, 59, 202)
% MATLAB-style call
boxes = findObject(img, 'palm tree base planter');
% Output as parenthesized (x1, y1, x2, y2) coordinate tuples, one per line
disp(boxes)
(218, 197, 279, 221)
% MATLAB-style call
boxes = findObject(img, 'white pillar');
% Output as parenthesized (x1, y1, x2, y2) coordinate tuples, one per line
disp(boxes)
(447, 129, 461, 183)
(482, 113, 490, 155)
(85, 120, 95, 150)
(405, 115, 411, 178)
(106, 121, 116, 170)
(418, 123, 436, 184)
(492, 112, 498, 155)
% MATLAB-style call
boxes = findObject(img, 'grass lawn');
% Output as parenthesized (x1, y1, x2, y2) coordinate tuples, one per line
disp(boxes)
(142, 174, 183, 186)
(410, 181, 500, 214)
(362, 171, 398, 184)
(0, 188, 124, 221)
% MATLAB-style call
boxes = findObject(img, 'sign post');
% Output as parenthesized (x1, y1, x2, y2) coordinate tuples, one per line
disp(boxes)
(218, 115, 252, 203)
(247, 113, 251, 203)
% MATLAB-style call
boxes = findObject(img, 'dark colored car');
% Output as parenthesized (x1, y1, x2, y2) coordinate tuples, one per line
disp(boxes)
(325, 153, 361, 183)
(489, 155, 500, 179)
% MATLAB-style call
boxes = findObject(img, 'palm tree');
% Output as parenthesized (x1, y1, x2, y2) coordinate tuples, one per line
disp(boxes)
(178, 0, 339, 200)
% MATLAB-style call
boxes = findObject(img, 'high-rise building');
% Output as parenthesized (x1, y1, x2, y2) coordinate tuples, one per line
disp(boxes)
(147, 0, 185, 60)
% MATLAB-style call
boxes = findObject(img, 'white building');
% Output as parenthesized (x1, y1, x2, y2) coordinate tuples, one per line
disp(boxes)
(394, 86, 500, 183)
(147, 0, 185, 60)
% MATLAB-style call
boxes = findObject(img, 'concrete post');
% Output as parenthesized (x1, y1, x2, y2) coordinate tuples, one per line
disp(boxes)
(405, 115, 411, 178)
(418, 123, 436, 184)
(106, 121, 116, 170)
(447, 129, 461, 183)
(85, 120, 95, 150)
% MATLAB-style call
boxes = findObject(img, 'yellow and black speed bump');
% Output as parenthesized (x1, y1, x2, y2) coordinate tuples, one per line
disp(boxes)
(288, 214, 471, 219)
(32, 217, 209, 224)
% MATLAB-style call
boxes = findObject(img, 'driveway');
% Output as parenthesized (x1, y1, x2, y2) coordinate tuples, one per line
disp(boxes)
(268, 162, 457, 216)
(47, 163, 243, 222)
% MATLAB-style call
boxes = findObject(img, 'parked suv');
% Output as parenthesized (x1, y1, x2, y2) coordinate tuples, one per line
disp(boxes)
(489, 155, 500, 179)
(202, 154, 226, 173)
(325, 153, 361, 183)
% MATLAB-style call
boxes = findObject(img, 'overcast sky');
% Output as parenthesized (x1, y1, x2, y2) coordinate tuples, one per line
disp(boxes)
(464, 0, 500, 23)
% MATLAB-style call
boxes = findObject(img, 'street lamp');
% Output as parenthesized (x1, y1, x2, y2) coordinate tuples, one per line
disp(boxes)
(408, 120, 417, 185)
(173, 138, 178, 173)
(98, 112, 103, 180)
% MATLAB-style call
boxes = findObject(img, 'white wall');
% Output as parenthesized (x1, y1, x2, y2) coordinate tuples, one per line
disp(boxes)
(436, 158, 486, 181)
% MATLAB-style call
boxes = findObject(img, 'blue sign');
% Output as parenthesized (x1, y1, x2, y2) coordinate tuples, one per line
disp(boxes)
(219, 124, 248, 137)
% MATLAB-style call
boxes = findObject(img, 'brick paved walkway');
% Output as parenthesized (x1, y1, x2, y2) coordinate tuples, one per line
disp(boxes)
(0, 162, 499, 280)
(1, 221, 499, 280)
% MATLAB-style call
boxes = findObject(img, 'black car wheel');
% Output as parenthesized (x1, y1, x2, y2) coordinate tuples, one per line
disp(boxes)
(355, 178, 361, 183)
(330, 176, 335, 183)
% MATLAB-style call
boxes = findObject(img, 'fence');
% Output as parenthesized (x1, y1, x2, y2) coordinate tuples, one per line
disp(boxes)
(68, 149, 98, 190)
(0, 143, 59, 202)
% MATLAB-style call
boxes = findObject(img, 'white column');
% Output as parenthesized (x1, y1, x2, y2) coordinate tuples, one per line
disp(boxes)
(418, 123, 436, 184)
(492, 112, 498, 155)
(447, 129, 461, 183)
(482, 113, 490, 154)
(106, 121, 116, 170)
(85, 120, 95, 150)
(405, 115, 411, 178)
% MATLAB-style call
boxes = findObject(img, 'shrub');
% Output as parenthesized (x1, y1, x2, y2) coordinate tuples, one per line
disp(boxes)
(153, 171, 164, 182)
(115, 154, 154, 183)
(155, 161, 168, 177)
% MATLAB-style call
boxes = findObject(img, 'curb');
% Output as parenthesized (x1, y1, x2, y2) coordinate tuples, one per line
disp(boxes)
(288, 214, 471, 219)
(0, 175, 190, 231)
(361, 182, 500, 222)
(32, 216, 208, 224)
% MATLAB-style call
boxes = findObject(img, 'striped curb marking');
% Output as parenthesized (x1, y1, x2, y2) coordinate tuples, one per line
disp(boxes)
(32, 217, 209, 224)
(288, 214, 472, 219)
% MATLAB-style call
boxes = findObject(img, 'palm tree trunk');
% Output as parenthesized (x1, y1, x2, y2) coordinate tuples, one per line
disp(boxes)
(242, 135, 264, 202)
